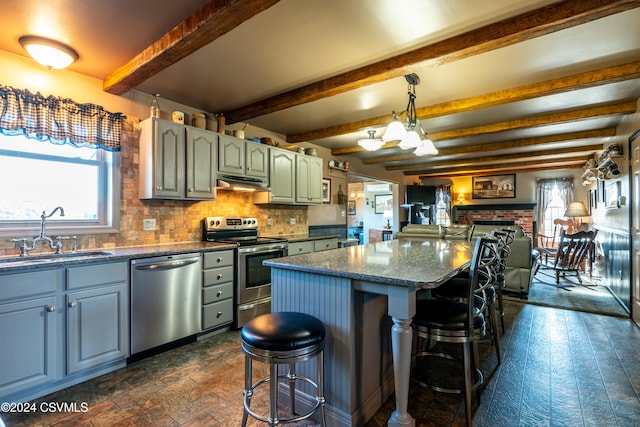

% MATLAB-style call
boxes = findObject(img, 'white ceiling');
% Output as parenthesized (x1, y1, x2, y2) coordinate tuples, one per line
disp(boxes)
(2, 0, 639, 177)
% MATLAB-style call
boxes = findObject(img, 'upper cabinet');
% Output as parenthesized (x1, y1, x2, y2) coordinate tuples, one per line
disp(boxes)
(139, 118, 216, 200)
(296, 154, 322, 204)
(218, 134, 268, 179)
(268, 147, 296, 203)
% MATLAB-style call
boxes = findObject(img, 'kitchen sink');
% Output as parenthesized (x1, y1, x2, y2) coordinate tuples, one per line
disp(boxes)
(0, 251, 112, 264)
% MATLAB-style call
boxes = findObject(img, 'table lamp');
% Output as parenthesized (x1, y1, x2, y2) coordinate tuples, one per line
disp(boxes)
(564, 201, 589, 233)
(383, 210, 392, 229)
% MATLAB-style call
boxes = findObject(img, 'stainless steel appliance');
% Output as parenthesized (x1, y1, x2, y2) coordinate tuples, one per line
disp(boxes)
(203, 216, 287, 328)
(130, 253, 202, 354)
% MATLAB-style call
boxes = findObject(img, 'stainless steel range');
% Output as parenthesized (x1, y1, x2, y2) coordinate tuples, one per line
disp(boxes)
(203, 216, 288, 328)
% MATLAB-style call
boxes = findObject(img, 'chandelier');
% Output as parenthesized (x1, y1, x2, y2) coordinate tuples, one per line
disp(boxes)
(381, 74, 438, 156)
(357, 129, 384, 151)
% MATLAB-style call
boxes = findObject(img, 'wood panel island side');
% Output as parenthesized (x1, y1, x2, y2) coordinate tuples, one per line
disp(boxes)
(264, 238, 473, 427)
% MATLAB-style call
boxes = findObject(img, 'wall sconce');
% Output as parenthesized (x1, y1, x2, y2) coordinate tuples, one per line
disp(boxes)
(19, 36, 79, 69)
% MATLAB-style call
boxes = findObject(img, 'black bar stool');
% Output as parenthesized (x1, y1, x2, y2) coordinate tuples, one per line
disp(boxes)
(241, 312, 327, 427)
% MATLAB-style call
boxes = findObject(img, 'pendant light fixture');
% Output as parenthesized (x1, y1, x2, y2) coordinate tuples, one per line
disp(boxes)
(19, 36, 79, 69)
(380, 73, 438, 156)
(357, 130, 385, 151)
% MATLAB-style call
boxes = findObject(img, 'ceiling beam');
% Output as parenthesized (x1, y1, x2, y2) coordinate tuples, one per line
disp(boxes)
(361, 128, 616, 164)
(293, 60, 640, 144)
(225, 0, 639, 124)
(412, 158, 590, 177)
(386, 145, 603, 172)
(103, 0, 280, 95)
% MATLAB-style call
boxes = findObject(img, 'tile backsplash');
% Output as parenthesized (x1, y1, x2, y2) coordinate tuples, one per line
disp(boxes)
(0, 121, 307, 256)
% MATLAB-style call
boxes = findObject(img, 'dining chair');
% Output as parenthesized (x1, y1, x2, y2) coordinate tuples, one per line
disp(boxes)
(535, 229, 597, 287)
(412, 236, 497, 427)
(534, 218, 569, 264)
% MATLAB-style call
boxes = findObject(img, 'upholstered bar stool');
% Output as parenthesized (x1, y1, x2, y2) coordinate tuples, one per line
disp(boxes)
(241, 312, 327, 427)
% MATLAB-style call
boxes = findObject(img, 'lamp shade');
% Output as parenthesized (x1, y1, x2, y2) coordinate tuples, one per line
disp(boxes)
(413, 137, 438, 156)
(398, 130, 421, 149)
(564, 201, 589, 217)
(19, 36, 79, 69)
(382, 115, 408, 142)
(357, 130, 384, 151)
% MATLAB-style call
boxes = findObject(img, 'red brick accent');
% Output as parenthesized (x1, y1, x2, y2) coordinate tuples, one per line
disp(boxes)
(457, 208, 535, 237)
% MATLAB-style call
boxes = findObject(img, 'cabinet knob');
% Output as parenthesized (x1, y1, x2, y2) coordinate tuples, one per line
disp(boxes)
(156, 186, 162, 190)
(217, 273, 223, 280)
(298, 247, 303, 252)
(68, 302, 77, 308)
(47, 305, 56, 312)
(217, 291, 223, 297)
(216, 257, 223, 263)
(216, 311, 223, 318)
(188, 188, 194, 192)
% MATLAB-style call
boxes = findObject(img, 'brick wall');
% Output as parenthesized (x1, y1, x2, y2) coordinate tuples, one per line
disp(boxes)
(455, 204, 535, 237)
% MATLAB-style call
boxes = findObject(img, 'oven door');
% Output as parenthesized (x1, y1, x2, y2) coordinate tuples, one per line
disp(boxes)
(237, 244, 287, 305)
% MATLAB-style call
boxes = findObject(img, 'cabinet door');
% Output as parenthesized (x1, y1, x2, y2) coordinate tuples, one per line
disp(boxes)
(66, 283, 129, 375)
(218, 134, 244, 174)
(246, 142, 269, 179)
(186, 127, 217, 200)
(296, 155, 322, 204)
(0, 297, 58, 397)
(270, 149, 296, 203)
(154, 119, 186, 198)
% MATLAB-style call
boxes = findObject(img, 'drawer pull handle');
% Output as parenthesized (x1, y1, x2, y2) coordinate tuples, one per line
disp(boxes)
(68, 302, 77, 308)
(216, 311, 223, 318)
(47, 305, 56, 312)
(298, 247, 303, 252)
(217, 291, 223, 297)
(217, 257, 222, 263)
(217, 274, 223, 280)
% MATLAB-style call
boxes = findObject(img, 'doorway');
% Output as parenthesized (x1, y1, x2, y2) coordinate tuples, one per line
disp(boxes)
(347, 174, 398, 244)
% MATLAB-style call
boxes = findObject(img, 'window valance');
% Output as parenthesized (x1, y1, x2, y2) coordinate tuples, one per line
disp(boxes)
(0, 85, 125, 151)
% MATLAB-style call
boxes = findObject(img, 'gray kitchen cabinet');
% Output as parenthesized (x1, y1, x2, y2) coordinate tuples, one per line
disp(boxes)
(218, 134, 268, 179)
(314, 238, 338, 251)
(66, 261, 129, 375)
(0, 269, 61, 398)
(139, 118, 216, 200)
(268, 147, 296, 203)
(287, 241, 314, 255)
(296, 154, 323, 204)
(202, 250, 234, 330)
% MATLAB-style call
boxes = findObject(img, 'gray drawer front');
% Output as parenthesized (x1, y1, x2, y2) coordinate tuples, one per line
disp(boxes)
(203, 282, 233, 304)
(203, 251, 234, 268)
(0, 269, 60, 300)
(203, 299, 233, 330)
(203, 266, 234, 286)
(288, 241, 314, 255)
(67, 262, 128, 289)
(314, 239, 338, 251)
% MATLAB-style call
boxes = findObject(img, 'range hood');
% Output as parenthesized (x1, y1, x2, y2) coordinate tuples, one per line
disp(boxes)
(217, 174, 270, 191)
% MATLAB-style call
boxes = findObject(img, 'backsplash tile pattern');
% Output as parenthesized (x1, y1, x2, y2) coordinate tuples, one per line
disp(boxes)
(0, 121, 307, 256)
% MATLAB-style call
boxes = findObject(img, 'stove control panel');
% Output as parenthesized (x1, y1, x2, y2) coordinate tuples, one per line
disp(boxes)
(205, 216, 258, 230)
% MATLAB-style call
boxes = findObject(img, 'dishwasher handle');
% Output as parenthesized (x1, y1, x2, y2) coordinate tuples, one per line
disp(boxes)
(134, 258, 200, 271)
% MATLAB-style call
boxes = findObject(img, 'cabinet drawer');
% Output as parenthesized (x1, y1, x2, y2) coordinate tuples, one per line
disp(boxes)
(67, 262, 128, 289)
(0, 269, 60, 301)
(203, 266, 234, 286)
(202, 299, 233, 330)
(288, 241, 314, 255)
(203, 250, 234, 268)
(203, 282, 233, 304)
(314, 239, 338, 252)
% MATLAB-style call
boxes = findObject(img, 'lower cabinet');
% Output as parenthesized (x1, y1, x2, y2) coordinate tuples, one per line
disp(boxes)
(287, 238, 338, 256)
(202, 250, 234, 331)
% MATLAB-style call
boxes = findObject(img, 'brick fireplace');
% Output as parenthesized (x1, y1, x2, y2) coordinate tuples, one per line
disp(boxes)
(454, 204, 536, 237)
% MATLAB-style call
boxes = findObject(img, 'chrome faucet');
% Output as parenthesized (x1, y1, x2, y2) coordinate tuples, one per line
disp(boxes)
(12, 206, 69, 256)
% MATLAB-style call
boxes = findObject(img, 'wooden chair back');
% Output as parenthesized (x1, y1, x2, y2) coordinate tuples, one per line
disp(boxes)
(552, 230, 597, 271)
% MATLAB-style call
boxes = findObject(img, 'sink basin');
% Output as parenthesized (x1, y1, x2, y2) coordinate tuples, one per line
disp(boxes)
(0, 251, 112, 264)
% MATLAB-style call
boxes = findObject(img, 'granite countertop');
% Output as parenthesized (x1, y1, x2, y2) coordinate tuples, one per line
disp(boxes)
(264, 238, 473, 288)
(262, 233, 341, 243)
(0, 241, 236, 272)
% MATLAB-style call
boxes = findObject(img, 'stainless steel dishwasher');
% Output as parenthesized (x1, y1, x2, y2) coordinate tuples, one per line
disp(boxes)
(131, 253, 202, 354)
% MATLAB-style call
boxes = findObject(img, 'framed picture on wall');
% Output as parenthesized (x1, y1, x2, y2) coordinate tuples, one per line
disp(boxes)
(604, 181, 620, 208)
(347, 200, 356, 215)
(374, 194, 392, 214)
(471, 174, 515, 199)
(322, 178, 331, 203)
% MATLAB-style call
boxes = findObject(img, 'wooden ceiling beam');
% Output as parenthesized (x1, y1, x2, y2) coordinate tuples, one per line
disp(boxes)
(361, 128, 616, 164)
(410, 158, 590, 177)
(385, 145, 602, 171)
(103, 0, 280, 95)
(292, 60, 640, 144)
(225, 0, 639, 124)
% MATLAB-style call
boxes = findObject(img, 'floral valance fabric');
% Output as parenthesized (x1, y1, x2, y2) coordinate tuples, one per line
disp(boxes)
(0, 85, 125, 151)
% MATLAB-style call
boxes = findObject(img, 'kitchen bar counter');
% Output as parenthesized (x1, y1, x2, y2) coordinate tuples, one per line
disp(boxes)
(265, 238, 473, 426)
(0, 241, 236, 272)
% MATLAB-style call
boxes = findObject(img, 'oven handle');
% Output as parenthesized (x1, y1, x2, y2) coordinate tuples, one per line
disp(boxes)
(237, 245, 288, 255)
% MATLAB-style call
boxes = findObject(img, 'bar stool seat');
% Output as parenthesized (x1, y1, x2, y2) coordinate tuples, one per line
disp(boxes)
(241, 312, 327, 427)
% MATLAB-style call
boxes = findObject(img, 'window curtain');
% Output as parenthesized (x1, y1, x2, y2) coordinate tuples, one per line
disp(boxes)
(535, 177, 573, 234)
(435, 184, 452, 225)
(0, 85, 125, 151)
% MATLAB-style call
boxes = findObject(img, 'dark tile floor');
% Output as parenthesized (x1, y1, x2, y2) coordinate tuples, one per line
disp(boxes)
(2, 299, 639, 427)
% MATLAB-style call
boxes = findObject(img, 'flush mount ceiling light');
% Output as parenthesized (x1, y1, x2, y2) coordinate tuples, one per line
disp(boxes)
(357, 129, 385, 151)
(381, 73, 438, 156)
(19, 36, 79, 69)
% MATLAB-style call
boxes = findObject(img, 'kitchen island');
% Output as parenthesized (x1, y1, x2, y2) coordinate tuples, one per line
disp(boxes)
(264, 238, 473, 427)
